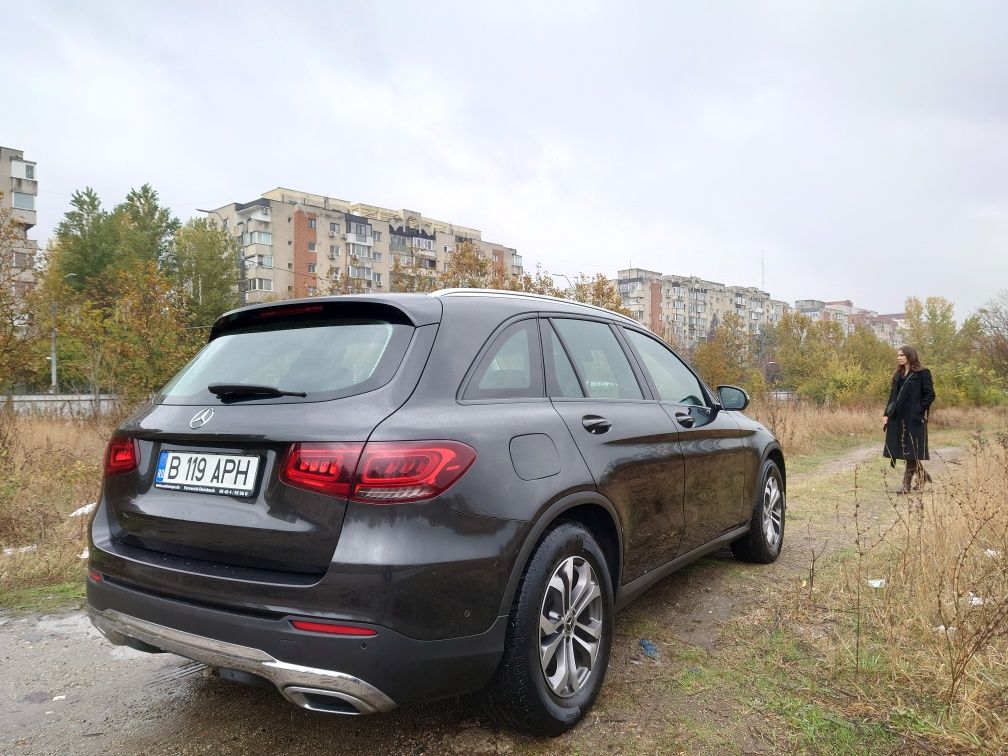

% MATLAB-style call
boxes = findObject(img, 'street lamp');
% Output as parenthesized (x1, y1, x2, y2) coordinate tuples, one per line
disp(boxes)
(50, 272, 77, 394)
(196, 207, 247, 306)
(550, 272, 573, 296)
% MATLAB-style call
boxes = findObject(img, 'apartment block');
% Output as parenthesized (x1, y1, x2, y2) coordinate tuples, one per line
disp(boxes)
(1, 146, 39, 301)
(797, 298, 907, 347)
(617, 268, 789, 347)
(208, 188, 522, 304)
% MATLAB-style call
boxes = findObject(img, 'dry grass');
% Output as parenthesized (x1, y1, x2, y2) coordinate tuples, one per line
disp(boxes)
(790, 433, 1008, 751)
(748, 398, 1006, 457)
(0, 409, 113, 591)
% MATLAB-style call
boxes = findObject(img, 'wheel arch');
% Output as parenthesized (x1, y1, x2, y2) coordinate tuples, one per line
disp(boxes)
(764, 443, 786, 491)
(498, 492, 623, 617)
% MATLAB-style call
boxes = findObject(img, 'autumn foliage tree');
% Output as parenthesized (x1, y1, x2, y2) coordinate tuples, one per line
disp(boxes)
(692, 313, 766, 397)
(0, 195, 39, 390)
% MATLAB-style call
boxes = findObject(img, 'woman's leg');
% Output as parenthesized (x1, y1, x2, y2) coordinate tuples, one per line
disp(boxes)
(899, 459, 917, 494)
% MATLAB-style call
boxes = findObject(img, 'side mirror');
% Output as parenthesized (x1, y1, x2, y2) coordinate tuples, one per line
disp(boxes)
(717, 385, 749, 411)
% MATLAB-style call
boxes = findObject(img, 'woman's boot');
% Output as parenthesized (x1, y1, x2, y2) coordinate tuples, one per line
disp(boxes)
(913, 464, 932, 490)
(897, 461, 916, 495)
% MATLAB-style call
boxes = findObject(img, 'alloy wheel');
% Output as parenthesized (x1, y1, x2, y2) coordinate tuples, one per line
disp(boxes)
(538, 556, 603, 698)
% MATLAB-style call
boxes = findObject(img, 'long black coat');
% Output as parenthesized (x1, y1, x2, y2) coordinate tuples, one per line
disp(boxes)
(883, 367, 935, 463)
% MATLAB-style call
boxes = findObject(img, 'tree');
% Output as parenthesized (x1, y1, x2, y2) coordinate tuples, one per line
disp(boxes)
(439, 240, 494, 288)
(0, 196, 40, 390)
(692, 312, 766, 396)
(105, 261, 199, 402)
(904, 296, 958, 366)
(53, 188, 118, 299)
(174, 218, 240, 329)
(113, 184, 180, 270)
(569, 273, 632, 316)
(977, 291, 1008, 382)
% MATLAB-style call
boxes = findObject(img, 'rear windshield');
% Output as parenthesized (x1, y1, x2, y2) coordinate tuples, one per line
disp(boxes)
(158, 318, 414, 404)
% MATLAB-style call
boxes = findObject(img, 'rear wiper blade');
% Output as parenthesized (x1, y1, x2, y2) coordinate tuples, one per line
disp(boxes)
(208, 383, 307, 400)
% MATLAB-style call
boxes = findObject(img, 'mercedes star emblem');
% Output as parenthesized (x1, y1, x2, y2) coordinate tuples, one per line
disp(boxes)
(189, 408, 215, 429)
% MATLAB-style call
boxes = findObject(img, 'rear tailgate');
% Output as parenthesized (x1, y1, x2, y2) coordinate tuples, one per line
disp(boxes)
(100, 298, 439, 576)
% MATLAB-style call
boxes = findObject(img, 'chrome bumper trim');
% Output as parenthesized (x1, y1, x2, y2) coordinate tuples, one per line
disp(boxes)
(89, 608, 397, 715)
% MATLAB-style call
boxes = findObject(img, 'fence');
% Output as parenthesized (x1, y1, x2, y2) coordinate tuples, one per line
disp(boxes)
(5, 393, 117, 416)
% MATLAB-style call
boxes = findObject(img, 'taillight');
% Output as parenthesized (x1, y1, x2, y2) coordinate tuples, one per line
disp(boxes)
(281, 443, 363, 497)
(351, 441, 477, 503)
(104, 437, 138, 476)
(290, 619, 377, 637)
(280, 440, 477, 503)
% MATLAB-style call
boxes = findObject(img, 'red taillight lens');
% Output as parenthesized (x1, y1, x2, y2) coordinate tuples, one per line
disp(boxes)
(88, 568, 102, 582)
(289, 619, 377, 637)
(351, 441, 477, 503)
(281, 443, 364, 497)
(104, 437, 138, 476)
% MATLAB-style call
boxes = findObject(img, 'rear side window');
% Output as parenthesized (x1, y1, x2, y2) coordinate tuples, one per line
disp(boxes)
(543, 321, 584, 398)
(159, 317, 413, 404)
(551, 319, 643, 400)
(464, 320, 544, 400)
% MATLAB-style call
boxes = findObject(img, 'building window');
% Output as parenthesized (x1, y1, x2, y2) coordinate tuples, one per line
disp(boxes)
(421, 258, 437, 270)
(390, 235, 407, 251)
(372, 252, 382, 262)
(412, 237, 434, 251)
(308, 218, 317, 229)
(373, 272, 382, 286)
(308, 242, 317, 252)
(329, 244, 339, 257)
(308, 263, 316, 273)
(244, 231, 272, 246)
(25, 164, 35, 180)
(12, 192, 35, 210)
(252, 254, 272, 268)
(372, 230, 382, 242)
(349, 265, 373, 281)
(349, 221, 371, 237)
(248, 278, 273, 292)
(348, 243, 371, 258)
(330, 222, 339, 233)
(13, 250, 31, 268)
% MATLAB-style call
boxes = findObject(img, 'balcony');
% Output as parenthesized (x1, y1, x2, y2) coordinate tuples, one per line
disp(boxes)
(10, 177, 38, 195)
(345, 232, 373, 246)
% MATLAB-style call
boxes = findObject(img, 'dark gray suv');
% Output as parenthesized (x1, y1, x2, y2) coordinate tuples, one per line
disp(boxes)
(87, 289, 785, 735)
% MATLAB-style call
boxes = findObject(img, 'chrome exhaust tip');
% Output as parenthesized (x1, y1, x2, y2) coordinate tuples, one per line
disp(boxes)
(283, 686, 375, 715)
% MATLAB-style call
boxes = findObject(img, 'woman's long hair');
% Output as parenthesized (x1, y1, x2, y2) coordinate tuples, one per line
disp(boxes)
(894, 345, 924, 378)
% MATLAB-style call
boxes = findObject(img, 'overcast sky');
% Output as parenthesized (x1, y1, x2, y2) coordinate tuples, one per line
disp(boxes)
(4, 1, 1005, 318)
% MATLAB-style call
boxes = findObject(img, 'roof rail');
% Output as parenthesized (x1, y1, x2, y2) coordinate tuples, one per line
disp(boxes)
(429, 288, 637, 324)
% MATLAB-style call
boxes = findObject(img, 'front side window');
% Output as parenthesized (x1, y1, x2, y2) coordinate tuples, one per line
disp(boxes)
(464, 320, 544, 400)
(623, 329, 706, 406)
(551, 319, 642, 400)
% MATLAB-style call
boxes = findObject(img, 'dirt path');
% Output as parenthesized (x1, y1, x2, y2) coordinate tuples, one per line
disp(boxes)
(0, 442, 968, 756)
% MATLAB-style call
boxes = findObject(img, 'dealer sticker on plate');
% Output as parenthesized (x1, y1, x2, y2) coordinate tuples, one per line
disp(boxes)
(155, 450, 259, 497)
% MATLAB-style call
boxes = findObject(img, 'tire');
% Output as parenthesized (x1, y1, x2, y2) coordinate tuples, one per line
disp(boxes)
(485, 521, 614, 736)
(731, 459, 785, 564)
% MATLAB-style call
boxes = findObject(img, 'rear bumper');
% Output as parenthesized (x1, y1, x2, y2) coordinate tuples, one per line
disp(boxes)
(87, 574, 507, 711)
(89, 606, 395, 715)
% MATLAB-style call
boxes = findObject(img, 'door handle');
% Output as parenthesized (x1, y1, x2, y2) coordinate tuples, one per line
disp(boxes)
(675, 411, 695, 428)
(582, 415, 612, 434)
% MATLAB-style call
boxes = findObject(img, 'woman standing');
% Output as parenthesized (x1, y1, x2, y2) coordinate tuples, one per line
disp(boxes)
(883, 346, 936, 493)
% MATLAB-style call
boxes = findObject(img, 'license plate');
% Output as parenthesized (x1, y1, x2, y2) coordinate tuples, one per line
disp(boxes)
(155, 451, 259, 497)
